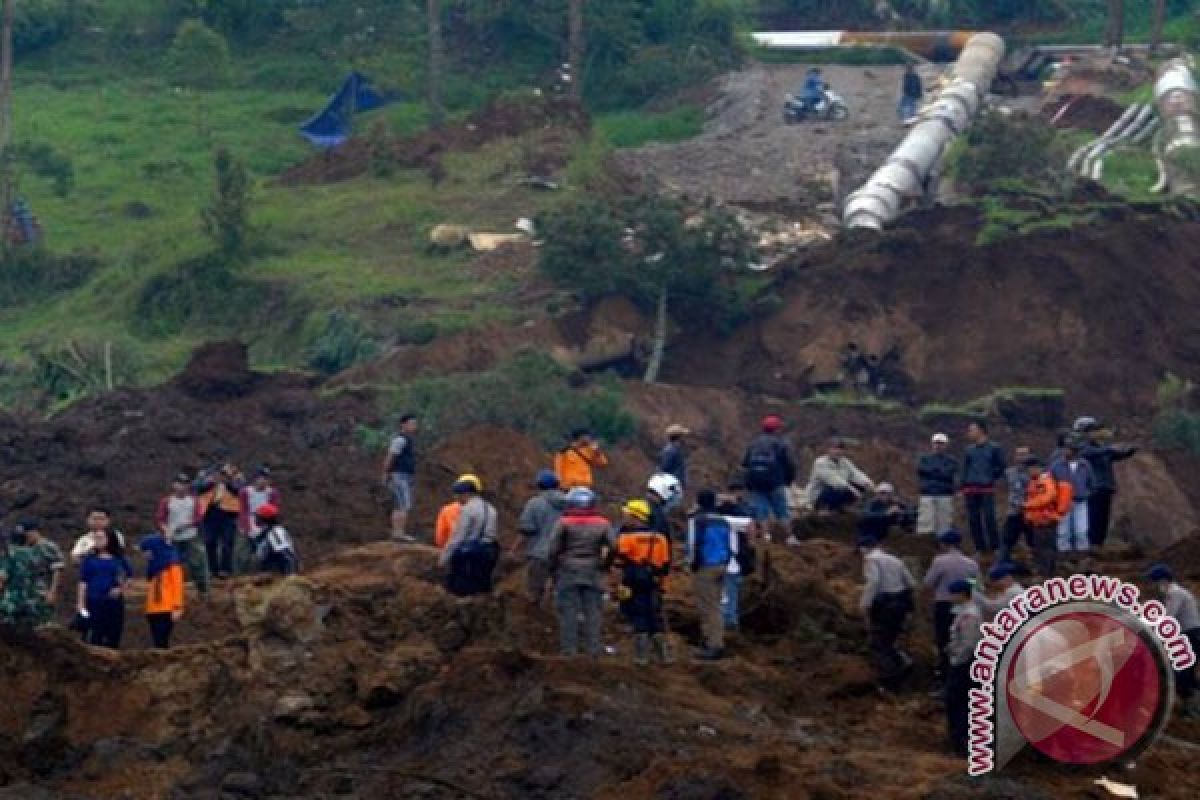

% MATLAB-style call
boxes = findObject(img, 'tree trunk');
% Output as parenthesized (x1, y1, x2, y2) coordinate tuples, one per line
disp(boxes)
(643, 284, 668, 384)
(427, 0, 445, 129)
(1150, 0, 1167, 55)
(1, 0, 14, 212)
(568, 0, 585, 104)
(1106, 0, 1125, 51)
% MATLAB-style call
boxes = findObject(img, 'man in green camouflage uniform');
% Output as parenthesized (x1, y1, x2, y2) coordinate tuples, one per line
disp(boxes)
(0, 529, 52, 628)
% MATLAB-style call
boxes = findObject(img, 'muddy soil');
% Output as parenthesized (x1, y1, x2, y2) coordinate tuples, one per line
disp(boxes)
(612, 63, 938, 214)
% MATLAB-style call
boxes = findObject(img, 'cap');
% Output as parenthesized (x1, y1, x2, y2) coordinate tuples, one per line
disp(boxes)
(947, 579, 974, 596)
(932, 433, 949, 444)
(255, 503, 280, 521)
(989, 562, 1016, 581)
(622, 499, 652, 523)
(535, 469, 559, 490)
(1146, 564, 1174, 582)
(762, 415, 784, 433)
(666, 424, 691, 437)
(1073, 416, 1099, 433)
(14, 516, 41, 533)
(453, 474, 483, 493)
(877, 482, 895, 494)
(938, 530, 962, 546)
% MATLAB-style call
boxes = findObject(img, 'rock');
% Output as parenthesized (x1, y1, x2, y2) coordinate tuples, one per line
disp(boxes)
(235, 577, 325, 644)
(274, 692, 316, 720)
(220, 771, 264, 798)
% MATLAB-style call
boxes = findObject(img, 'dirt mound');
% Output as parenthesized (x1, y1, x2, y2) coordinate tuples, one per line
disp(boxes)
(3, 542, 1197, 799)
(174, 340, 256, 399)
(278, 95, 588, 187)
(661, 204, 1200, 420)
(1044, 93, 1125, 133)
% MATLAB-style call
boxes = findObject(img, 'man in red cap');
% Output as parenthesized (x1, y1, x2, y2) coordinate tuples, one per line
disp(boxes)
(741, 415, 797, 539)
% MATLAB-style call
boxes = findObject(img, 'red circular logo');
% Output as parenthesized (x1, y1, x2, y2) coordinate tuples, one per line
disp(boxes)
(1005, 611, 1164, 765)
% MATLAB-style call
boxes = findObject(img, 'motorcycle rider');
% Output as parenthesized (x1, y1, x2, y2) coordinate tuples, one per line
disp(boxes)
(799, 67, 826, 111)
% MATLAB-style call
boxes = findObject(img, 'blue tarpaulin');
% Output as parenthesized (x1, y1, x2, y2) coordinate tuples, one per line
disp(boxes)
(300, 72, 395, 148)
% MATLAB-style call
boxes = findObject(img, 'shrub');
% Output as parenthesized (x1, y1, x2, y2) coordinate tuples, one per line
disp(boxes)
(382, 350, 636, 448)
(167, 19, 232, 89)
(306, 311, 379, 376)
(29, 339, 143, 412)
(0, 247, 99, 308)
(202, 148, 252, 259)
(14, 0, 91, 56)
(947, 110, 1070, 195)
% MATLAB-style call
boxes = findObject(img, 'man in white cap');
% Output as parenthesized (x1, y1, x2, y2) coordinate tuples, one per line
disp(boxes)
(658, 424, 691, 489)
(857, 482, 913, 541)
(917, 433, 958, 536)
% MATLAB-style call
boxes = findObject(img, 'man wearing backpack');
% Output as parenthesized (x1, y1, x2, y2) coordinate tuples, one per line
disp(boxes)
(439, 475, 500, 597)
(741, 415, 797, 535)
(688, 489, 738, 661)
(546, 487, 616, 658)
(614, 499, 672, 665)
(717, 493, 757, 633)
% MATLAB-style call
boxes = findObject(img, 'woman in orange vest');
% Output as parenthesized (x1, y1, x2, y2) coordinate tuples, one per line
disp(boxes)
(139, 533, 185, 649)
(553, 428, 609, 489)
(614, 499, 672, 666)
(1022, 457, 1061, 579)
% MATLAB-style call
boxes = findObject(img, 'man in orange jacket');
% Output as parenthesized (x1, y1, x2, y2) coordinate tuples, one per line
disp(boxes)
(553, 428, 609, 489)
(1023, 456, 1061, 579)
(140, 534, 185, 649)
(614, 499, 673, 665)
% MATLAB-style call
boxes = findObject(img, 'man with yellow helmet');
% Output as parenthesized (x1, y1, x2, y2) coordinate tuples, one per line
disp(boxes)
(614, 499, 673, 665)
(439, 474, 499, 596)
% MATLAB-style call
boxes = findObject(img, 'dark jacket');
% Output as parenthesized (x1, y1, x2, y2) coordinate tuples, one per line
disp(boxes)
(1050, 458, 1095, 502)
(917, 452, 958, 496)
(1082, 444, 1137, 493)
(742, 433, 798, 491)
(658, 441, 687, 488)
(960, 441, 1006, 489)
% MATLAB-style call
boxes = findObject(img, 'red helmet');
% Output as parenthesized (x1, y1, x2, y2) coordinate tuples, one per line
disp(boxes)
(255, 503, 279, 521)
(762, 415, 784, 433)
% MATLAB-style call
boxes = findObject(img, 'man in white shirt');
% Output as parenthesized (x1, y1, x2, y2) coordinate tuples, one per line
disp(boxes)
(1148, 564, 1200, 716)
(859, 534, 916, 690)
(70, 507, 126, 562)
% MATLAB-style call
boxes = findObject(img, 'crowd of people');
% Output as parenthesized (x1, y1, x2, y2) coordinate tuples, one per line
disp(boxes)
(0, 463, 297, 650)
(406, 410, 1200, 757)
(2, 408, 1198, 761)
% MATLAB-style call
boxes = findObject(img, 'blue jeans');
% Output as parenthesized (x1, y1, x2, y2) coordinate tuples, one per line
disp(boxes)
(721, 573, 742, 629)
(748, 488, 790, 522)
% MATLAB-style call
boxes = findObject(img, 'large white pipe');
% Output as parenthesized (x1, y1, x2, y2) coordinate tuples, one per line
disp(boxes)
(844, 32, 1005, 230)
(1154, 58, 1200, 195)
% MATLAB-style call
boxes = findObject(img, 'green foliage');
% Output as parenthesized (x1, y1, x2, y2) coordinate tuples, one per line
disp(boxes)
(0, 247, 99, 308)
(948, 110, 1070, 195)
(594, 106, 704, 149)
(801, 391, 904, 413)
(14, 0, 92, 56)
(306, 311, 378, 376)
(131, 253, 247, 336)
(538, 194, 757, 331)
(379, 350, 637, 448)
(201, 147, 252, 259)
(29, 339, 142, 412)
(168, 19, 232, 88)
(1154, 372, 1200, 456)
(4, 141, 75, 197)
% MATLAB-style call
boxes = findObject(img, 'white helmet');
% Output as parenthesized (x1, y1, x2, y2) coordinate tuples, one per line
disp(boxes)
(646, 473, 683, 510)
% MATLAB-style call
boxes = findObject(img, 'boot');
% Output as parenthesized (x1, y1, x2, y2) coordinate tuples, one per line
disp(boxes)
(652, 634, 675, 665)
(633, 634, 650, 666)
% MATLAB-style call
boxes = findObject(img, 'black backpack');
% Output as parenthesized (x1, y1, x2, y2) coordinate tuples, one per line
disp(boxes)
(735, 529, 757, 577)
(745, 438, 782, 491)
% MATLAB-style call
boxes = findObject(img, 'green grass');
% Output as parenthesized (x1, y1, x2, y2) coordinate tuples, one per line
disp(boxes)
(1, 61, 570, 408)
(594, 106, 705, 149)
(920, 388, 1065, 422)
(1100, 148, 1161, 201)
(800, 390, 904, 414)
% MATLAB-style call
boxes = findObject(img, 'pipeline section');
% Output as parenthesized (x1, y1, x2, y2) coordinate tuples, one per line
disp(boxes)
(841, 32, 1005, 230)
(1153, 58, 1200, 196)
(751, 31, 975, 62)
(1067, 103, 1159, 183)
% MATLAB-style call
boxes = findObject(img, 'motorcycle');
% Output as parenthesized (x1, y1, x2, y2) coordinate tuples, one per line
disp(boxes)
(783, 89, 849, 123)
